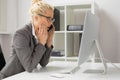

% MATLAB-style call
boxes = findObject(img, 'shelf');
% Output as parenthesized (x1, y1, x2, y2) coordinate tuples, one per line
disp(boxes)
(50, 56, 65, 61)
(48, 0, 94, 61)
(55, 31, 83, 33)
(51, 56, 65, 59)
(50, 56, 78, 61)
(55, 31, 65, 33)
(66, 56, 78, 61)
(66, 31, 83, 33)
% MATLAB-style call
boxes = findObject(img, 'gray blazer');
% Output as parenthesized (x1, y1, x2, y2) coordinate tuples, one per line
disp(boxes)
(0, 23, 52, 79)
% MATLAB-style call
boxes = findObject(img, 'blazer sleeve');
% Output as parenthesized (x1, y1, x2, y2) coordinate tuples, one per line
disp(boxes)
(13, 31, 46, 72)
(39, 45, 53, 67)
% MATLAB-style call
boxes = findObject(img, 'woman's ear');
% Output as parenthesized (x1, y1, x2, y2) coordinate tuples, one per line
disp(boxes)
(32, 15, 40, 30)
(34, 15, 39, 22)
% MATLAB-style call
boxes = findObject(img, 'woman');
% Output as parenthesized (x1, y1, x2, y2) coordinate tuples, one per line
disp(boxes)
(0, 0, 55, 79)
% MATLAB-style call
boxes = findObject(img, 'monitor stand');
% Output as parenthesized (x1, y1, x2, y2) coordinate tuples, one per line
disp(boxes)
(83, 40, 107, 74)
(60, 40, 107, 74)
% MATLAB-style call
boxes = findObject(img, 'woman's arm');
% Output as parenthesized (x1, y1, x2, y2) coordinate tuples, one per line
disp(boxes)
(13, 31, 46, 72)
(39, 45, 53, 67)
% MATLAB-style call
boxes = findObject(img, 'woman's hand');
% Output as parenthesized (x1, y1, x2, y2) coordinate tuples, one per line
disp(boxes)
(36, 24, 48, 46)
(47, 24, 55, 48)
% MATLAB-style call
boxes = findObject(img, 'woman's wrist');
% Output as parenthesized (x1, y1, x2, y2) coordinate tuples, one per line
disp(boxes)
(46, 43, 52, 48)
(47, 40, 53, 48)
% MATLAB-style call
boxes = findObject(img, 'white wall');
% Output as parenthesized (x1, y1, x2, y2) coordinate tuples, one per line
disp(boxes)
(0, 0, 7, 32)
(95, 0, 120, 62)
(7, 0, 17, 33)
(17, 0, 31, 29)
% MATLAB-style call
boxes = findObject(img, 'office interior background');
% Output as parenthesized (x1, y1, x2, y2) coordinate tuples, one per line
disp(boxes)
(0, 0, 120, 63)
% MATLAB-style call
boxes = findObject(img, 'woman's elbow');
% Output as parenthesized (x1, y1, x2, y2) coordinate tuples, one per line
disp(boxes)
(25, 67, 33, 72)
(40, 62, 48, 67)
(41, 64, 47, 67)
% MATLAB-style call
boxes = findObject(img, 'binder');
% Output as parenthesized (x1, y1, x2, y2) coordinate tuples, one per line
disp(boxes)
(53, 8, 60, 31)
(67, 25, 83, 31)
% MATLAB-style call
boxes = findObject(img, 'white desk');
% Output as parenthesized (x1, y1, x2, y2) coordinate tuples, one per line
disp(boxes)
(3, 61, 120, 80)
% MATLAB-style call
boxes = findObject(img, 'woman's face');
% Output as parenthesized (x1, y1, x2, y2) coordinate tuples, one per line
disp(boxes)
(33, 9, 54, 33)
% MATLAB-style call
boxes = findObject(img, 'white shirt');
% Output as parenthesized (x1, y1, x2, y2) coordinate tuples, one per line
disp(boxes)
(32, 24, 38, 44)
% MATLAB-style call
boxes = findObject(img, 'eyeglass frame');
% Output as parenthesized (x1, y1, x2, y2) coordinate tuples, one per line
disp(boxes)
(38, 14, 55, 23)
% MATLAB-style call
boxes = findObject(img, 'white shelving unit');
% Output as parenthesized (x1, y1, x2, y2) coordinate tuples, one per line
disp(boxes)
(48, 0, 95, 61)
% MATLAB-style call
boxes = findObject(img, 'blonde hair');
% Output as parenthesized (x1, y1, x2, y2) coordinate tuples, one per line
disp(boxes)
(29, 0, 54, 16)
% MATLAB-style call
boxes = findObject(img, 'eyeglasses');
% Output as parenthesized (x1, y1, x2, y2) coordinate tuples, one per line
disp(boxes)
(38, 14, 55, 23)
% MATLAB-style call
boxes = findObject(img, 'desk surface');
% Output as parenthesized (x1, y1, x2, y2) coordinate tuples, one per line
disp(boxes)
(3, 61, 120, 80)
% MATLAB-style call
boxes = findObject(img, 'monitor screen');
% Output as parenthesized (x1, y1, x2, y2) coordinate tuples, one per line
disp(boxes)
(78, 11, 99, 66)
(76, 11, 107, 74)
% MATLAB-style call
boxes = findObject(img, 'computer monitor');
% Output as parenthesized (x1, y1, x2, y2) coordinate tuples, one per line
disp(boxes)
(62, 11, 107, 74)
(77, 11, 107, 74)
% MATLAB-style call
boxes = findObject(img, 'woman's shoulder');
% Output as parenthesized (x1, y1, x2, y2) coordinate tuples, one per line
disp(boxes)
(16, 23, 32, 35)
(14, 22, 33, 38)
